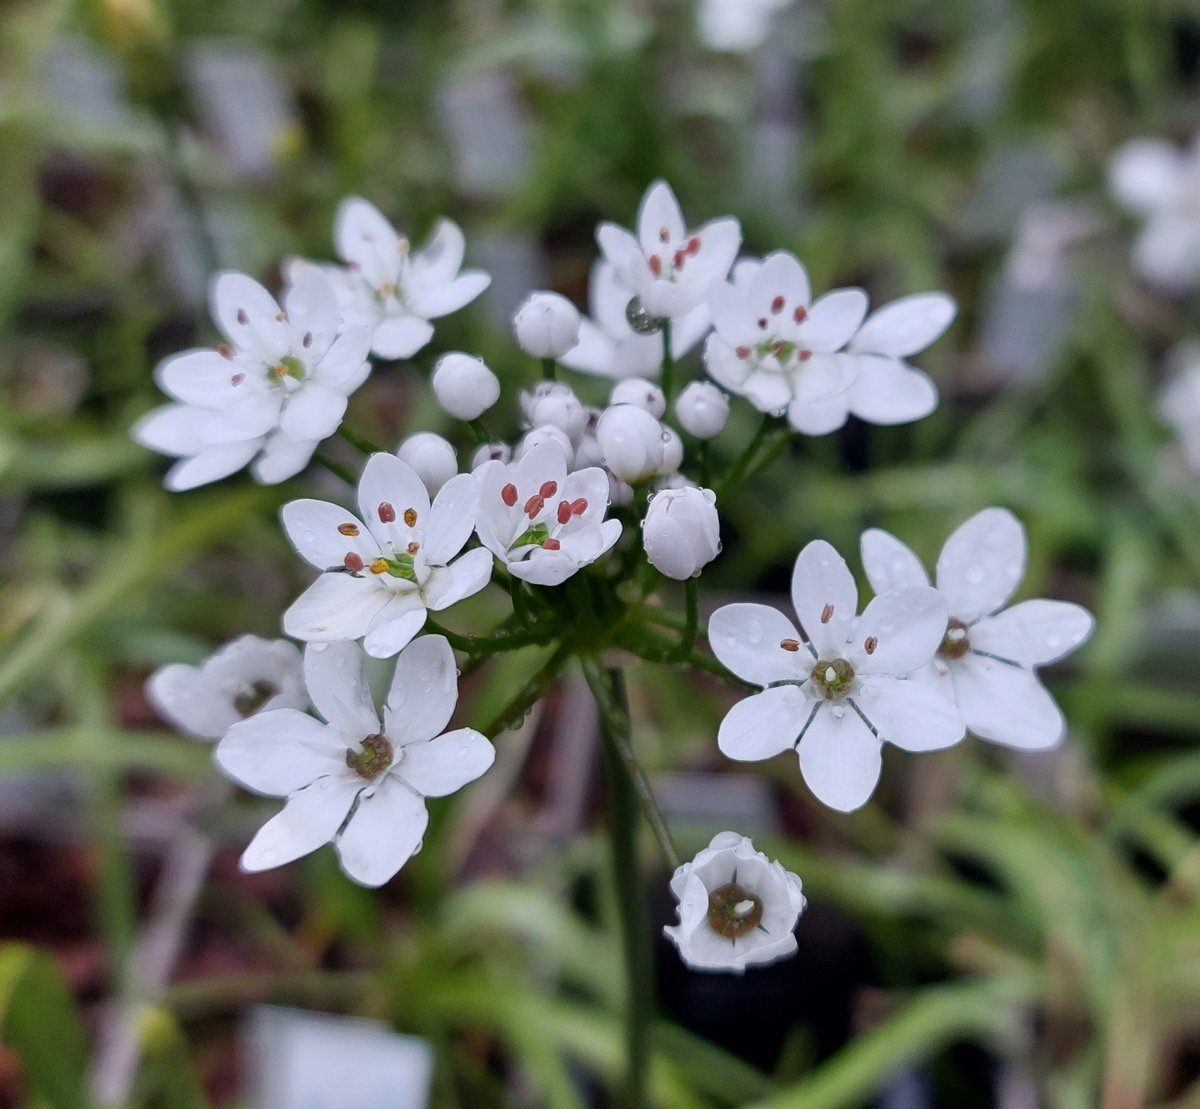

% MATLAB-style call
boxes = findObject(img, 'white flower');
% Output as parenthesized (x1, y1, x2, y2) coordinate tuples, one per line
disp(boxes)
(610, 377, 666, 419)
(595, 403, 668, 483)
(432, 353, 500, 421)
(597, 181, 741, 320)
(512, 292, 581, 359)
(675, 381, 730, 439)
(559, 261, 710, 380)
(293, 197, 490, 360)
(516, 425, 575, 468)
(1160, 342, 1200, 471)
(472, 441, 512, 469)
(861, 508, 1093, 750)
(214, 637, 494, 887)
(281, 453, 491, 658)
(709, 540, 964, 812)
(147, 636, 307, 741)
(697, 0, 794, 53)
(521, 382, 588, 444)
(786, 293, 955, 436)
(657, 426, 684, 475)
(664, 832, 805, 974)
(474, 440, 621, 587)
(642, 487, 720, 579)
(134, 270, 371, 489)
(397, 432, 459, 497)
(704, 253, 867, 426)
(1109, 134, 1200, 291)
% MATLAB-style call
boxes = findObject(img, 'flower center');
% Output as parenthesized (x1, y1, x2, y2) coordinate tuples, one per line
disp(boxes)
(811, 657, 855, 699)
(345, 733, 394, 780)
(707, 882, 764, 939)
(939, 618, 971, 660)
(233, 680, 278, 717)
(269, 354, 306, 383)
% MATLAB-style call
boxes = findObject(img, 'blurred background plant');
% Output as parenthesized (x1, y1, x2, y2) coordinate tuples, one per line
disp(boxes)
(3, 0, 1200, 1105)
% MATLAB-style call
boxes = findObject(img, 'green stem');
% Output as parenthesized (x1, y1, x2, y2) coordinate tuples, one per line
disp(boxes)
(697, 439, 711, 488)
(337, 424, 387, 455)
(508, 574, 529, 626)
(475, 644, 570, 737)
(468, 418, 490, 446)
(616, 622, 747, 686)
(424, 617, 556, 657)
(313, 450, 357, 485)
(666, 578, 699, 664)
(541, 357, 557, 381)
(715, 412, 779, 500)
(659, 321, 674, 403)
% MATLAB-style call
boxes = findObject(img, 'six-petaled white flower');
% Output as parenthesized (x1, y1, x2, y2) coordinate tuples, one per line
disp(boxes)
(147, 636, 307, 741)
(664, 831, 806, 974)
(709, 540, 965, 812)
(597, 181, 741, 321)
(861, 508, 1093, 750)
(214, 637, 494, 887)
(134, 269, 372, 489)
(474, 440, 621, 587)
(281, 453, 492, 658)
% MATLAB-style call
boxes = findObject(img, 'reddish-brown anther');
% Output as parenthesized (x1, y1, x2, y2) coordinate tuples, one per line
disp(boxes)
(771, 295, 785, 314)
(501, 483, 519, 507)
(378, 502, 397, 524)
(686, 236, 701, 255)
(649, 255, 663, 277)
(793, 305, 808, 323)
(735, 345, 751, 359)
(217, 343, 235, 360)
(344, 552, 365, 572)
(659, 226, 670, 243)
(539, 481, 558, 498)
(557, 501, 572, 525)
(542, 538, 562, 551)
(674, 250, 686, 269)
(799, 350, 813, 361)
(524, 494, 545, 518)
(569, 498, 588, 516)
(338, 523, 360, 536)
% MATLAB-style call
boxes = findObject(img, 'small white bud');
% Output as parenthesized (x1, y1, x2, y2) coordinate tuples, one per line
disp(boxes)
(574, 432, 604, 469)
(641, 486, 721, 580)
(516, 425, 574, 468)
(521, 381, 588, 443)
(657, 426, 684, 475)
(596, 404, 666, 483)
(432, 353, 500, 421)
(610, 377, 666, 419)
(513, 291, 581, 359)
(609, 475, 635, 507)
(397, 432, 458, 496)
(471, 441, 511, 470)
(675, 381, 730, 440)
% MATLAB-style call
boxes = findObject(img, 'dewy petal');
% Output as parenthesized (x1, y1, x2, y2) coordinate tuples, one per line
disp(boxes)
(334, 775, 428, 887)
(303, 641, 380, 736)
(357, 453, 431, 547)
(421, 473, 479, 565)
(210, 272, 289, 362)
(372, 315, 435, 359)
(283, 573, 390, 642)
(860, 528, 931, 595)
(165, 441, 261, 491)
(423, 548, 494, 611)
(282, 500, 377, 570)
(251, 433, 319, 485)
(790, 540, 858, 657)
(968, 600, 1094, 667)
(156, 349, 249, 408)
(852, 587, 947, 675)
(398, 728, 494, 797)
(935, 508, 1026, 623)
(708, 603, 809, 685)
(847, 357, 938, 426)
(795, 288, 869, 353)
(637, 180, 686, 255)
(951, 654, 1066, 750)
(215, 710, 347, 796)
(362, 597, 428, 658)
(280, 384, 348, 442)
(242, 774, 363, 872)
(334, 196, 401, 289)
(848, 293, 956, 358)
(796, 708, 883, 813)
(383, 634, 459, 746)
(853, 677, 964, 752)
(717, 685, 811, 762)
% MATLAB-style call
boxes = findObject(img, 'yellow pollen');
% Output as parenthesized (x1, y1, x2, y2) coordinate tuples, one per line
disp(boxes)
(369, 558, 389, 574)
(403, 508, 417, 527)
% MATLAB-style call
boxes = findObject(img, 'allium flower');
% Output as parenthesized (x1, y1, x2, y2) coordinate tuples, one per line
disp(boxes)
(610, 377, 667, 418)
(785, 293, 955, 435)
(861, 508, 1093, 750)
(560, 261, 710, 379)
(675, 381, 730, 440)
(512, 292, 582, 359)
(397, 432, 459, 496)
(1109, 134, 1200, 291)
(596, 403, 669, 483)
(432, 353, 500, 421)
(597, 181, 741, 321)
(281, 453, 491, 658)
(704, 253, 867, 426)
(147, 636, 307, 741)
(642, 486, 720, 579)
(134, 270, 371, 489)
(215, 637, 494, 887)
(697, 0, 795, 53)
(664, 832, 806, 974)
(474, 440, 621, 586)
(521, 382, 588, 444)
(294, 197, 490, 360)
(709, 540, 964, 812)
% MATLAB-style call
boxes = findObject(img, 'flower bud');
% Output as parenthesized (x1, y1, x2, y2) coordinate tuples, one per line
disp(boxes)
(642, 487, 721, 579)
(574, 432, 604, 469)
(657, 426, 684, 475)
(432, 353, 500, 421)
(516, 425, 574, 467)
(471, 441, 511, 470)
(610, 377, 666, 419)
(397, 432, 458, 495)
(596, 404, 666, 483)
(609, 475, 635, 507)
(513, 292, 581, 359)
(521, 382, 587, 443)
(675, 381, 729, 440)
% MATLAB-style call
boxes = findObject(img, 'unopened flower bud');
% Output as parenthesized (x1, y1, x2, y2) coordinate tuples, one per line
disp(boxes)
(610, 377, 666, 419)
(642, 486, 721, 579)
(471, 441, 511, 470)
(609, 475, 635, 507)
(596, 404, 666, 483)
(675, 381, 729, 440)
(397, 432, 457, 495)
(516, 425, 574, 468)
(513, 292, 581, 359)
(574, 433, 604, 469)
(521, 382, 587, 443)
(432, 353, 500, 421)
(657, 427, 684, 475)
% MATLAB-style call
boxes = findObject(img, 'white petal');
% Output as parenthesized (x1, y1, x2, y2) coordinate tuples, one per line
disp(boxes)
(199, 394, 281, 443)
(790, 540, 858, 657)
(421, 473, 479, 565)
(936, 508, 1026, 623)
(410, 218, 466, 285)
(408, 271, 490, 319)
(146, 664, 234, 739)
(708, 603, 809, 685)
(281, 384, 347, 442)
(372, 315, 435, 359)
(423, 548, 494, 611)
(848, 293, 956, 358)
(742, 368, 793, 413)
(596, 223, 644, 291)
(860, 528, 930, 594)
(282, 499, 377, 571)
(787, 393, 850, 436)
(283, 573, 389, 642)
(796, 708, 882, 813)
(133, 404, 208, 458)
(362, 596, 428, 658)
(951, 654, 1065, 750)
(559, 318, 621, 377)
(334, 775, 427, 887)
(968, 600, 1093, 667)
(847, 357, 939, 425)
(1109, 139, 1184, 214)
(790, 353, 857, 404)
(682, 217, 741, 293)
(251, 434, 318, 484)
(303, 642, 380, 736)
(241, 775, 361, 872)
(210, 272, 289, 361)
(157, 349, 249, 408)
(164, 442, 261, 491)
(708, 281, 757, 347)
(312, 326, 372, 393)
(704, 335, 753, 393)
(357, 453, 431, 547)
(670, 301, 712, 358)
(853, 678, 964, 752)
(637, 180, 686, 255)
(283, 268, 340, 356)
(751, 251, 810, 317)
(795, 288, 868, 352)
(334, 197, 401, 289)
(717, 686, 811, 762)
(852, 587, 947, 675)
(398, 728, 494, 797)
(216, 710, 347, 795)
